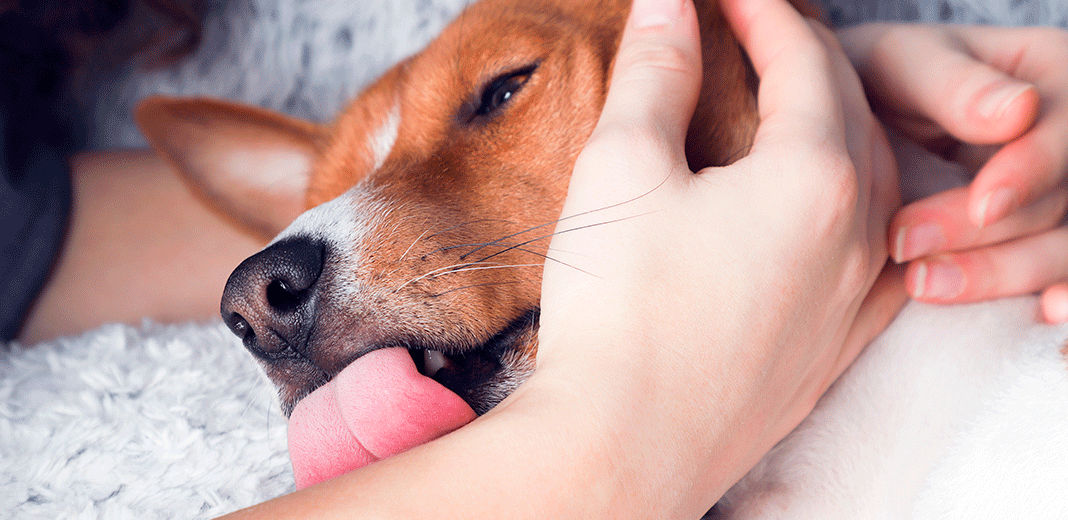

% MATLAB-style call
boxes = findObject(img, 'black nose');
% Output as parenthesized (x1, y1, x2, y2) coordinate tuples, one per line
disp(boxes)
(221, 236, 325, 359)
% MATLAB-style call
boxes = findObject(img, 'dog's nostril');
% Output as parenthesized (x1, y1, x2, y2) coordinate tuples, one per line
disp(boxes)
(266, 279, 306, 312)
(221, 236, 325, 357)
(226, 312, 256, 345)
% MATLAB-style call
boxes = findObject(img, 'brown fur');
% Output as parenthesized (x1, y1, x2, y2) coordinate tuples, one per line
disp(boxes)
(141, 0, 818, 413)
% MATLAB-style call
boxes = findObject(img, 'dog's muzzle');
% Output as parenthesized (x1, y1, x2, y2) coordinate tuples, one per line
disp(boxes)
(220, 236, 325, 360)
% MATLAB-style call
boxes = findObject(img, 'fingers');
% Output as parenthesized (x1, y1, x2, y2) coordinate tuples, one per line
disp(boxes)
(905, 227, 1068, 303)
(840, 24, 1041, 146)
(581, 0, 702, 185)
(892, 186, 1068, 263)
(968, 111, 1068, 226)
(723, 0, 899, 238)
(1040, 284, 1068, 324)
(840, 24, 1068, 229)
(951, 27, 1068, 217)
(721, 0, 848, 158)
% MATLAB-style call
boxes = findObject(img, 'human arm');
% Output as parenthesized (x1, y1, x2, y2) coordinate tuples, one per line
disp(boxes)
(18, 151, 269, 343)
(837, 23, 1068, 322)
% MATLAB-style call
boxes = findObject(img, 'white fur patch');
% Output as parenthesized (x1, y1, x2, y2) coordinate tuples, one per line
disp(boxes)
(274, 189, 366, 249)
(272, 186, 398, 301)
(368, 102, 400, 171)
(719, 298, 1068, 519)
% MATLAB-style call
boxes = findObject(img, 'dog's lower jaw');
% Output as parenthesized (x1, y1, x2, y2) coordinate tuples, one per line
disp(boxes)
(426, 308, 540, 415)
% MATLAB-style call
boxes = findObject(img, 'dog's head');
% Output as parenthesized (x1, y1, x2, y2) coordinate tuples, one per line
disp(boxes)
(139, 0, 817, 482)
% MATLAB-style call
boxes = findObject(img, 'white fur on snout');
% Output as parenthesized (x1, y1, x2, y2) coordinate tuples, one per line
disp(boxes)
(270, 102, 401, 297)
(273, 189, 365, 248)
(272, 187, 394, 300)
(369, 101, 400, 171)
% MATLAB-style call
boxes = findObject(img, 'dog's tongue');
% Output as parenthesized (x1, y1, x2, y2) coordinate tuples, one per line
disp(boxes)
(287, 347, 476, 489)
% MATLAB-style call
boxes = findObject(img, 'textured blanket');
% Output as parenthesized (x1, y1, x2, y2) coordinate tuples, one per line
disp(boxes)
(3, 0, 1066, 517)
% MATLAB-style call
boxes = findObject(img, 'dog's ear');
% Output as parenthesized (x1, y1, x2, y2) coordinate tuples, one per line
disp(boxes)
(135, 96, 323, 236)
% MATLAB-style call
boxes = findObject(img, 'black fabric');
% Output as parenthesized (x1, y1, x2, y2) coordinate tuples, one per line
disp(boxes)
(0, 9, 77, 341)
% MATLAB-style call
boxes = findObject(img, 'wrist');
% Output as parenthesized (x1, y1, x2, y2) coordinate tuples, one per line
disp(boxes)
(524, 332, 746, 517)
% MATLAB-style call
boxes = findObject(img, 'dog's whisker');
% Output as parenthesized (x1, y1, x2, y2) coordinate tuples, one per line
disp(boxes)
(509, 246, 593, 276)
(424, 218, 519, 241)
(460, 173, 671, 260)
(430, 280, 522, 298)
(398, 228, 432, 263)
(430, 263, 541, 278)
(427, 240, 525, 256)
(460, 223, 554, 260)
(472, 211, 655, 271)
(393, 261, 507, 293)
(376, 206, 416, 246)
(397, 219, 522, 263)
(419, 242, 588, 276)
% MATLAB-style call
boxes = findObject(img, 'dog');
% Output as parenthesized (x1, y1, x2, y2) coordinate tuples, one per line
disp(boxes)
(136, 0, 1068, 516)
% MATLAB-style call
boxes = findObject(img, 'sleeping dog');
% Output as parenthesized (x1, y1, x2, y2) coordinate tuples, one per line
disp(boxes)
(137, 0, 1068, 516)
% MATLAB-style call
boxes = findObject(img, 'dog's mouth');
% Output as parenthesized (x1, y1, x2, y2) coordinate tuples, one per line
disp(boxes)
(285, 308, 538, 488)
(404, 308, 538, 414)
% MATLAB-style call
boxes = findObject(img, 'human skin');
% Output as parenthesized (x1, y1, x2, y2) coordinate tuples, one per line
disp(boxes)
(18, 12, 1068, 345)
(838, 24, 1068, 322)
(17, 151, 269, 343)
(220, 0, 904, 517)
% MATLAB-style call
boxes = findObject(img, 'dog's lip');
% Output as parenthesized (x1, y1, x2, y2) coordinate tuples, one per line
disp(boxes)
(404, 340, 505, 405)
(399, 308, 538, 412)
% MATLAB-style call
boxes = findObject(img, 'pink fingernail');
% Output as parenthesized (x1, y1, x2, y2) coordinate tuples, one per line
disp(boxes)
(913, 259, 965, 300)
(631, 0, 684, 28)
(895, 222, 945, 262)
(975, 187, 1017, 228)
(977, 82, 1032, 121)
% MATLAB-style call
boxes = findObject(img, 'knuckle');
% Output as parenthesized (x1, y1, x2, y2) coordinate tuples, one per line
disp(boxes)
(815, 150, 860, 202)
(809, 155, 861, 236)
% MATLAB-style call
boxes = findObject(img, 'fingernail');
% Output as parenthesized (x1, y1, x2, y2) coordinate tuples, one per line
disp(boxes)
(975, 187, 1017, 228)
(631, 0, 684, 28)
(894, 222, 945, 263)
(977, 82, 1031, 121)
(912, 259, 965, 300)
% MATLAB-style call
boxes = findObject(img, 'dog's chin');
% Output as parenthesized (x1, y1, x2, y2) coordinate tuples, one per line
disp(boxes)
(407, 308, 539, 415)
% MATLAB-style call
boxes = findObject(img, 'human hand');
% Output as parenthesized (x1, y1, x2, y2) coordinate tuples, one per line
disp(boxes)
(838, 24, 1068, 323)
(533, 0, 904, 515)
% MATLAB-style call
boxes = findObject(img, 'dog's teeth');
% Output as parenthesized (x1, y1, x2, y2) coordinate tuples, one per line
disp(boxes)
(423, 350, 448, 377)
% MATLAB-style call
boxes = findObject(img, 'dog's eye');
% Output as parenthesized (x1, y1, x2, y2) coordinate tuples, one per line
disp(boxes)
(474, 64, 537, 118)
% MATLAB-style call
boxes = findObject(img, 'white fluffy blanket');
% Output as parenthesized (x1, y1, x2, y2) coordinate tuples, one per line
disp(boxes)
(3, 0, 1067, 517)
(1, 323, 289, 517)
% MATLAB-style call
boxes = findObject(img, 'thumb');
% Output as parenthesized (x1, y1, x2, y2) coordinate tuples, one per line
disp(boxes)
(586, 0, 702, 181)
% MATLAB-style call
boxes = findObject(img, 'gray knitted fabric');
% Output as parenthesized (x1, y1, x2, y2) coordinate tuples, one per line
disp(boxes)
(82, 0, 1068, 149)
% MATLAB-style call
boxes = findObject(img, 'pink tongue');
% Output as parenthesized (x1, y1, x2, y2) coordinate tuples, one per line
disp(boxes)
(287, 347, 476, 489)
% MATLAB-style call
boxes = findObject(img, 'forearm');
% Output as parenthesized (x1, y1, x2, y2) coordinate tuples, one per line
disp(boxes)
(222, 365, 731, 520)
(19, 151, 269, 342)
